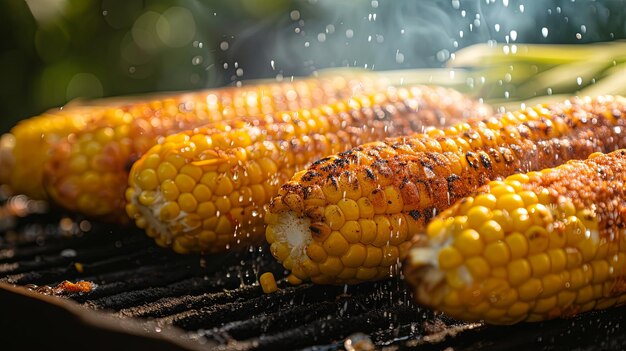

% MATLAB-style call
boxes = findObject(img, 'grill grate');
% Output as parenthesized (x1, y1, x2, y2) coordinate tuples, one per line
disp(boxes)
(1, 196, 626, 350)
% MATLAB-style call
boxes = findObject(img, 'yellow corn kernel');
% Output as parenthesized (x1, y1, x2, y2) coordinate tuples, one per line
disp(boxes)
(359, 219, 377, 244)
(137, 169, 159, 191)
(508, 259, 531, 286)
(438, 246, 463, 270)
(319, 257, 343, 277)
(324, 205, 346, 231)
(159, 201, 181, 221)
(161, 180, 180, 201)
(465, 256, 490, 280)
(528, 253, 551, 277)
(339, 221, 362, 243)
(341, 244, 367, 268)
(478, 220, 504, 242)
(356, 198, 375, 219)
(484, 241, 511, 267)
(454, 229, 484, 257)
(466, 206, 492, 229)
(175, 173, 196, 193)
(337, 199, 360, 221)
(260, 272, 278, 293)
(178, 193, 198, 212)
(473, 193, 497, 209)
(323, 231, 350, 256)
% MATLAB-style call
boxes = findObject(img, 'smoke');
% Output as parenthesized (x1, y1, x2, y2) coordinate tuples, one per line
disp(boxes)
(211, 0, 626, 82)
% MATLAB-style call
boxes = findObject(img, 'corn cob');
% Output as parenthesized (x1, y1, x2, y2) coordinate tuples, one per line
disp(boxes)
(0, 106, 111, 199)
(4, 76, 373, 217)
(126, 86, 490, 254)
(405, 149, 626, 324)
(265, 95, 626, 285)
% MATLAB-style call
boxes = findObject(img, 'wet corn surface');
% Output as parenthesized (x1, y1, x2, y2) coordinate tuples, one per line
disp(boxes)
(1, 195, 626, 350)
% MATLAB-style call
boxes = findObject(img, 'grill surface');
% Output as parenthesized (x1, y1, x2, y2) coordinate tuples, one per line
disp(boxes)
(1, 195, 626, 351)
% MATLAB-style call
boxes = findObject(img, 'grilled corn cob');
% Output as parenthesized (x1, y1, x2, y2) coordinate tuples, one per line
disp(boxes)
(126, 86, 490, 253)
(405, 149, 626, 324)
(266, 95, 626, 285)
(4, 76, 373, 217)
(0, 107, 110, 199)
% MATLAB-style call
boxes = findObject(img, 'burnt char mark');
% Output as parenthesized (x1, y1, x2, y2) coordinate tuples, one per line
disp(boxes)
(301, 171, 321, 182)
(327, 175, 338, 188)
(371, 158, 392, 177)
(446, 174, 461, 200)
(423, 207, 438, 222)
(420, 160, 433, 170)
(465, 152, 480, 169)
(333, 157, 350, 169)
(365, 168, 376, 180)
(479, 153, 492, 169)
(399, 177, 410, 189)
(312, 157, 332, 166)
(408, 210, 421, 220)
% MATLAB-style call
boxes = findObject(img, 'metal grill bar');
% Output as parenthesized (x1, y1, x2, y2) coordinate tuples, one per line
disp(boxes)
(2, 204, 626, 351)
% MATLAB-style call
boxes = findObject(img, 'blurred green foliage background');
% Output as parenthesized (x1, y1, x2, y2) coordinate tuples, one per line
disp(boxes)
(1, 0, 625, 132)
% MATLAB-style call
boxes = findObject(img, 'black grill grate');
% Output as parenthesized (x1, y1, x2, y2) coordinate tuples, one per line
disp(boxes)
(2, 196, 626, 351)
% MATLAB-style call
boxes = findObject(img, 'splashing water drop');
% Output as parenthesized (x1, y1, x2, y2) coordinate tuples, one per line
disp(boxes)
(541, 27, 549, 38)
(577, 77, 583, 85)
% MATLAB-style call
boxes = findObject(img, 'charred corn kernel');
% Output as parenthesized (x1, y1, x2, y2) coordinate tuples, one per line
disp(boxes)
(129, 86, 488, 254)
(270, 96, 626, 285)
(259, 272, 278, 294)
(406, 149, 626, 324)
(12, 75, 381, 216)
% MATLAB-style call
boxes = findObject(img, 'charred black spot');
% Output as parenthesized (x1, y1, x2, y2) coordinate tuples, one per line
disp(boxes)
(408, 210, 421, 220)
(479, 153, 492, 169)
(312, 157, 332, 166)
(465, 152, 480, 169)
(399, 177, 410, 189)
(309, 226, 321, 235)
(365, 168, 376, 180)
(327, 175, 338, 188)
(420, 160, 433, 170)
(301, 171, 321, 182)
(333, 157, 349, 168)
(423, 207, 438, 222)
(338, 149, 353, 157)
(387, 200, 392, 204)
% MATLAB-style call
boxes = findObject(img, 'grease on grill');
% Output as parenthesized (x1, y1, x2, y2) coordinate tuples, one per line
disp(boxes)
(26, 280, 95, 296)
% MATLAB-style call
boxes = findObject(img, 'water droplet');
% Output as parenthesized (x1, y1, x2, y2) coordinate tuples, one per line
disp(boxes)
(345, 29, 354, 38)
(510, 30, 518, 41)
(577, 77, 583, 85)
(289, 10, 300, 21)
(220, 41, 229, 51)
(317, 33, 326, 42)
(192, 56, 202, 65)
(541, 27, 549, 38)
(395, 51, 404, 64)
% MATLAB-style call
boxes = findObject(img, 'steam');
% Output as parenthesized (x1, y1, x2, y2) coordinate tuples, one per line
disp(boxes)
(212, 0, 621, 82)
